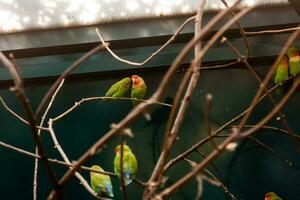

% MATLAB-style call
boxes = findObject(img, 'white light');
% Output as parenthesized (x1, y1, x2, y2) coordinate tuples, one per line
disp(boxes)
(0, 0, 13, 4)
(155, 5, 172, 16)
(120, 12, 127, 17)
(244, 0, 255, 6)
(126, 1, 139, 12)
(143, 0, 154, 3)
(42, 0, 57, 8)
(22, 16, 30, 23)
(79, 12, 96, 24)
(0, 10, 22, 32)
(181, 4, 190, 13)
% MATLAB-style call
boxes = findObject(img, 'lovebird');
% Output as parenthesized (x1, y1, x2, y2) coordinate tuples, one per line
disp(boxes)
(114, 144, 138, 185)
(131, 75, 151, 120)
(265, 192, 282, 200)
(90, 165, 114, 198)
(105, 77, 132, 98)
(287, 46, 300, 76)
(273, 56, 289, 85)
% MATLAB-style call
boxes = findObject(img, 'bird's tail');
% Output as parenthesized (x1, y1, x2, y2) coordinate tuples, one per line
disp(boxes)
(124, 173, 133, 186)
(105, 182, 114, 197)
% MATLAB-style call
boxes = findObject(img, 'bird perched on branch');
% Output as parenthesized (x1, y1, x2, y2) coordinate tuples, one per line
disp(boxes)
(287, 46, 300, 76)
(273, 55, 290, 94)
(90, 165, 114, 198)
(265, 192, 282, 200)
(105, 77, 132, 98)
(131, 75, 151, 120)
(114, 144, 138, 185)
(273, 56, 289, 85)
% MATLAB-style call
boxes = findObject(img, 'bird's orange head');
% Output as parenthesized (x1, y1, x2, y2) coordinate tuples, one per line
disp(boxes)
(265, 192, 271, 200)
(131, 75, 142, 86)
(114, 144, 131, 154)
(287, 46, 299, 58)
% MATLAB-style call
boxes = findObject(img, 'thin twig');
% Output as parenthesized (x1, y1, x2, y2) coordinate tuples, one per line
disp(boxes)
(204, 93, 217, 149)
(154, 65, 300, 200)
(235, 27, 300, 136)
(184, 159, 237, 200)
(247, 135, 296, 168)
(229, 125, 300, 139)
(33, 79, 65, 200)
(0, 135, 147, 187)
(177, 60, 241, 73)
(0, 52, 64, 199)
(240, 76, 300, 138)
(0, 97, 48, 131)
(144, 2, 207, 198)
(146, 5, 252, 198)
(222, 36, 300, 154)
(95, 16, 196, 66)
(163, 76, 294, 173)
(201, 60, 241, 70)
(35, 44, 105, 118)
(53, 96, 171, 122)
(119, 138, 128, 200)
(245, 26, 300, 36)
(47, 3, 248, 199)
(194, 149, 223, 179)
(221, 0, 250, 58)
(48, 119, 98, 197)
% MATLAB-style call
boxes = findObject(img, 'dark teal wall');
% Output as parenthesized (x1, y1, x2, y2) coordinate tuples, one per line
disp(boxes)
(0, 63, 300, 199)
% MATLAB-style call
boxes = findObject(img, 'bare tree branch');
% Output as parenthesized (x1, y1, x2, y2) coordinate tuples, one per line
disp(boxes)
(35, 44, 105, 118)
(154, 63, 300, 200)
(235, 27, 300, 135)
(245, 26, 300, 35)
(0, 52, 64, 199)
(184, 159, 237, 200)
(222, 36, 300, 154)
(0, 97, 47, 131)
(33, 79, 65, 200)
(221, 0, 251, 58)
(47, 3, 253, 199)
(48, 119, 99, 198)
(146, 4, 252, 199)
(52, 96, 171, 122)
(95, 16, 195, 66)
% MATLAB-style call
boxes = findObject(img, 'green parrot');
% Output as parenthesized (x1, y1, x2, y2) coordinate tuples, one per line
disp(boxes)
(131, 75, 147, 106)
(114, 144, 138, 185)
(287, 46, 300, 76)
(273, 56, 289, 85)
(90, 165, 114, 198)
(131, 75, 151, 120)
(265, 192, 282, 200)
(105, 77, 132, 98)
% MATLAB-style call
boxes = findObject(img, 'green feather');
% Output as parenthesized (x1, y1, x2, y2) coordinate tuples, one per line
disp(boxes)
(273, 56, 289, 85)
(289, 58, 300, 76)
(287, 46, 300, 76)
(90, 165, 114, 197)
(105, 77, 132, 98)
(131, 77, 147, 106)
(114, 145, 138, 186)
(274, 66, 289, 85)
(273, 56, 289, 94)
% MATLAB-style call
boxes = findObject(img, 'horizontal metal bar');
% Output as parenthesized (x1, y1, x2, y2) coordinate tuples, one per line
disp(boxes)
(1, 5, 298, 54)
